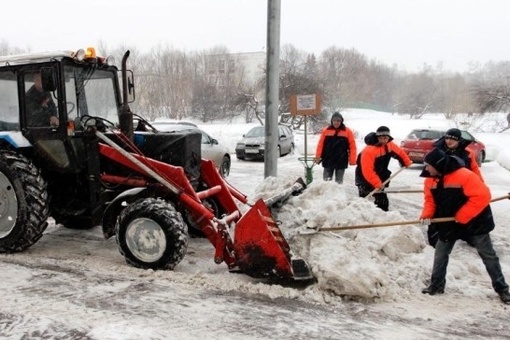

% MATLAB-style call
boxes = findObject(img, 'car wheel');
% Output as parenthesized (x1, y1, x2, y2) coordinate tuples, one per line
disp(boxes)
(289, 143, 295, 155)
(236, 151, 245, 160)
(219, 155, 231, 177)
(278, 145, 282, 157)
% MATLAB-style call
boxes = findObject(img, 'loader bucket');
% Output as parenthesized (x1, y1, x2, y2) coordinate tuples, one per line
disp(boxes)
(233, 199, 313, 280)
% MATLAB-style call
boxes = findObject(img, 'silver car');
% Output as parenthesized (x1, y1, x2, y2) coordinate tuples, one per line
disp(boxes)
(150, 121, 231, 177)
(235, 125, 295, 160)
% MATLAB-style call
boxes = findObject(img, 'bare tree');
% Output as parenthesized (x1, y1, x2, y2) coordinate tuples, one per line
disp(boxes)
(470, 61, 510, 115)
(395, 70, 437, 118)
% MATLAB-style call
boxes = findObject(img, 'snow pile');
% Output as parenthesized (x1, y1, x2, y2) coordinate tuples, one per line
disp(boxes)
(256, 179, 429, 301)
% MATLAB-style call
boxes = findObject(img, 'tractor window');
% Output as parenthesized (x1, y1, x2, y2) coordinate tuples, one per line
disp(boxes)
(85, 77, 119, 125)
(0, 71, 20, 131)
(64, 77, 78, 122)
(64, 66, 119, 127)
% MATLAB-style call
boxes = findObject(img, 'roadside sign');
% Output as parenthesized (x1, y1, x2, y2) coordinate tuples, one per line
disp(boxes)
(289, 94, 322, 116)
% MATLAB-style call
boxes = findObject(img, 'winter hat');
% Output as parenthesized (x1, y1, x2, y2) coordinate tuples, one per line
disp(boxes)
(424, 148, 447, 172)
(331, 112, 343, 123)
(376, 126, 391, 136)
(445, 128, 462, 141)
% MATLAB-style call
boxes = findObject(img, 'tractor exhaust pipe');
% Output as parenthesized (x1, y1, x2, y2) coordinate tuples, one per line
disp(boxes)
(119, 50, 134, 141)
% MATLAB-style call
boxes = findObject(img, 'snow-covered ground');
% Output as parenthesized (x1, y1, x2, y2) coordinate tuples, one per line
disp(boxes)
(1, 110, 510, 339)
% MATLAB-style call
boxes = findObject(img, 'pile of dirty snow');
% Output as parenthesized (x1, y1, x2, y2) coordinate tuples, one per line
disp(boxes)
(255, 178, 431, 301)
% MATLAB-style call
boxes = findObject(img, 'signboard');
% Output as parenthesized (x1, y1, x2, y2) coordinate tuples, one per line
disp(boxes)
(289, 94, 322, 116)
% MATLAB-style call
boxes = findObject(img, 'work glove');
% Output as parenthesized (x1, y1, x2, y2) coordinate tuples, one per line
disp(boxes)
(419, 218, 431, 226)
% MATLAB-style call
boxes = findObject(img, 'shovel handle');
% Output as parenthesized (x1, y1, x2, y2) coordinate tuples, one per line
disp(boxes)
(317, 217, 455, 232)
(491, 194, 510, 203)
(366, 167, 406, 199)
(383, 189, 423, 194)
(308, 195, 510, 234)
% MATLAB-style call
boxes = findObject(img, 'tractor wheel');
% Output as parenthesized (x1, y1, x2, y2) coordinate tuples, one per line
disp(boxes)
(0, 150, 49, 252)
(116, 198, 188, 270)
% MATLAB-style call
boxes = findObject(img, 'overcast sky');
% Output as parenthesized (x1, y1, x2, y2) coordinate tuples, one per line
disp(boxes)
(3, 0, 508, 72)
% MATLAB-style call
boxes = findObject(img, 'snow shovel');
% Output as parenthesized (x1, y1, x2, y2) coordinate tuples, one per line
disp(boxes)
(366, 167, 407, 199)
(301, 216, 456, 234)
(301, 194, 510, 234)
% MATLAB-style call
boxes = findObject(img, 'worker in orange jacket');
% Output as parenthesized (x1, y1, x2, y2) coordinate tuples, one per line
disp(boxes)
(355, 126, 412, 211)
(315, 112, 357, 184)
(428, 128, 483, 247)
(419, 148, 510, 304)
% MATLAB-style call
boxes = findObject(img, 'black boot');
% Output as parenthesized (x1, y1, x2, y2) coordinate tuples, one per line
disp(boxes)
(498, 290, 510, 304)
(422, 285, 445, 295)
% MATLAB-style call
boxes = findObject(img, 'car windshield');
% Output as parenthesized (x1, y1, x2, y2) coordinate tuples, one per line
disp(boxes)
(407, 129, 445, 140)
(245, 126, 265, 137)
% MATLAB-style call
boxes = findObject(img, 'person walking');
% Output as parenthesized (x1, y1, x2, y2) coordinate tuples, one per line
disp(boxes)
(355, 126, 412, 211)
(419, 148, 510, 304)
(314, 112, 357, 184)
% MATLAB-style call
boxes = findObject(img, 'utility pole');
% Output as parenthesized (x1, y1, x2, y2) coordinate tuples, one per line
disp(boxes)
(264, 0, 280, 178)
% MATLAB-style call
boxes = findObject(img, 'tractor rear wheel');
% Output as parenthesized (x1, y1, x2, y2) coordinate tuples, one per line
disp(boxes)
(0, 150, 49, 252)
(116, 198, 188, 270)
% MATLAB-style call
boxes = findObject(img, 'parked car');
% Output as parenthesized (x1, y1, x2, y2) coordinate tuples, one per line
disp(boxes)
(235, 125, 295, 160)
(150, 121, 231, 177)
(400, 128, 486, 166)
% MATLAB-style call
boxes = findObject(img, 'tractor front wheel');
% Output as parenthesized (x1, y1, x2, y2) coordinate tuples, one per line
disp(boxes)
(116, 198, 188, 270)
(0, 150, 49, 252)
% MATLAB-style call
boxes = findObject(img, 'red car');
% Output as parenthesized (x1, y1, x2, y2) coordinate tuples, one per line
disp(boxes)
(400, 129, 486, 166)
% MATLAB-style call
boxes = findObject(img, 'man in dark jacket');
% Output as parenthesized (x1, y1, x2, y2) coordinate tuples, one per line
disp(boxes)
(315, 112, 357, 184)
(433, 128, 482, 179)
(427, 127, 482, 247)
(419, 148, 510, 304)
(25, 71, 59, 127)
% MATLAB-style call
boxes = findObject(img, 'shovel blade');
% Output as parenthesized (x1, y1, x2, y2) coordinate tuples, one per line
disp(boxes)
(234, 199, 312, 280)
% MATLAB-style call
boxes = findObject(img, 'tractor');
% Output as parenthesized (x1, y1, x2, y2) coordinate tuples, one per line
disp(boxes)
(0, 47, 312, 281)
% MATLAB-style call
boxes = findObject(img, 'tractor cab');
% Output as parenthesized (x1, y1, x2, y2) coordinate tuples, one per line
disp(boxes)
(0, 48, 123, 172)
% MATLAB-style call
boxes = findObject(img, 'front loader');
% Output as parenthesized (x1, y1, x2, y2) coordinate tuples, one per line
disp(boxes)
(0, 48, 312, 281)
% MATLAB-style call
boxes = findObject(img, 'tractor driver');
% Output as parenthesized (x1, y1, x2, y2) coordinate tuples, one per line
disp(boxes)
(25, 71, 59, 127)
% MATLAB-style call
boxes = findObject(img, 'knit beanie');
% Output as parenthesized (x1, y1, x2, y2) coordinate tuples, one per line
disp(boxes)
(331, 112, 343, 124)
(376, 126, 391, 136)
(445, 128, 462, 141)
(424, 149, 447, 172)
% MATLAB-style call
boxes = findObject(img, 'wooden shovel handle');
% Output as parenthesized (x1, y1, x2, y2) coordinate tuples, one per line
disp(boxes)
(366, 167, 406, 199)
(314, 195, 510, 233)
(491, 194, 510, 203)
(318, 217, 455, 232)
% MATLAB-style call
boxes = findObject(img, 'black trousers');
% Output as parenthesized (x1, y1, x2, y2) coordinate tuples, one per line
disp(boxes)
(357, 185, 389, 211)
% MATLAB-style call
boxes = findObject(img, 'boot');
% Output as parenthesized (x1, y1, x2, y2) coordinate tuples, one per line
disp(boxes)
(498, 290, 510, 304)
(422, 285, 445, 295)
